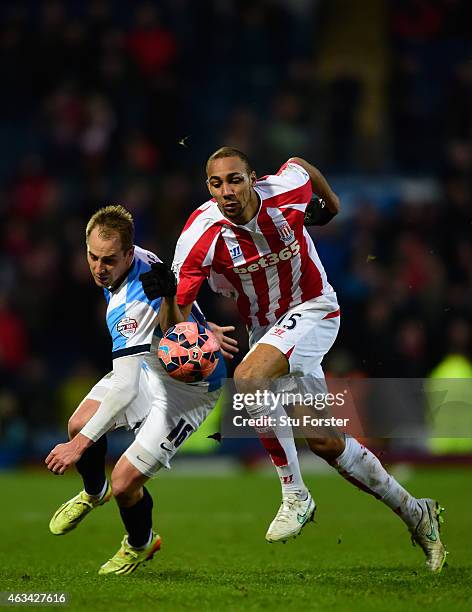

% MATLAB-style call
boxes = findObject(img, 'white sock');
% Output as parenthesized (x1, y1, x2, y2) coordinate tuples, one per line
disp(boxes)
(333, 437, 421, 529)
(249, 397, 308, 498)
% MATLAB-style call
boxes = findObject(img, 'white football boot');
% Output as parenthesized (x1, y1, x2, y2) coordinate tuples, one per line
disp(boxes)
(266, 492, 316, 543)
(410, 498, 447, 573)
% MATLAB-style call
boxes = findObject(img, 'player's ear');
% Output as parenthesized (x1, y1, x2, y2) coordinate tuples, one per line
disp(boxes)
(206, 178, 213, 196)
(250, 171, 257, 186)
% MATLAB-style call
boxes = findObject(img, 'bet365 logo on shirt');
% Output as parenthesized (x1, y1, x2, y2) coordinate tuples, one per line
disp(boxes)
(117, 317, 138, 337)
(233, 240, 300, 275)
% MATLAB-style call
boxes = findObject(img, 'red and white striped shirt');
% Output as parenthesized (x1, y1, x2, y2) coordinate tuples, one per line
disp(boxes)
(173, 161, 334, 330)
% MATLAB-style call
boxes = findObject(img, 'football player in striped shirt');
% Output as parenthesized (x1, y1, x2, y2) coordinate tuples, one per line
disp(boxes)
(140, 148, 447, 573)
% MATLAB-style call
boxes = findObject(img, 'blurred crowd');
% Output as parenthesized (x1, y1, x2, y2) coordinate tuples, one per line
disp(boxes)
(0, 0, 471, 458)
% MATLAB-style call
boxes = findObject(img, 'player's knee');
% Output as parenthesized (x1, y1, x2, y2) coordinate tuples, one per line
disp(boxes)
(307, 436, 345, 460)
(233, 362, 257, 394)
(111, 471, 141, 505)
(111, 478, 134, 504)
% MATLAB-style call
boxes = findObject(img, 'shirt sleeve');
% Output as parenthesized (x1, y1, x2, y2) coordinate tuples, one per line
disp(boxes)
(277, 160, 310, 184)
(260, 161, 312, 212)
(172, 224, 220, 307)
(80, 354, 143, 442)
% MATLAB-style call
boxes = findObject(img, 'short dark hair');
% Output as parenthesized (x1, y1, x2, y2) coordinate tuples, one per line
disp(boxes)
(206, 146, 253, 175)
(86, 205, 134, 252)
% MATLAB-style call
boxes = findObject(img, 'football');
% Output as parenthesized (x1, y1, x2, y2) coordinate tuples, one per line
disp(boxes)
(158, 321, 220, 383)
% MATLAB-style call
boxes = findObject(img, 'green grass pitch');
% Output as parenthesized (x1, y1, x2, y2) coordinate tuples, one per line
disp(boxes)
(0, 467, 471, 611)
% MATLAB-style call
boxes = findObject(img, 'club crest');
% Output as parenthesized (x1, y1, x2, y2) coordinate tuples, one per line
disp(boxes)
(277, 221, 294, 244)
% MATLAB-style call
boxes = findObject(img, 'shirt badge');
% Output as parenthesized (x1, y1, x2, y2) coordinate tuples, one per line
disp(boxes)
(117, 317, 138, 338)
(276, 221, 294, 244)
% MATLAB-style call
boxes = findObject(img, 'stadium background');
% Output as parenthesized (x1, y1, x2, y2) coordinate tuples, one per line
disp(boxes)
(0, 0, 471, 466)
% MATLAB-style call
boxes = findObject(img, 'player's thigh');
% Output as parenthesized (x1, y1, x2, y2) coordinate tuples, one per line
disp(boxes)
(236, 342, 289, 388)
(126, 380, 221, 475)
(291, 313, 340, 375)
(255, 306, 340, 378)
(111, 455, 149, 498)
(235, 309, 332, 393)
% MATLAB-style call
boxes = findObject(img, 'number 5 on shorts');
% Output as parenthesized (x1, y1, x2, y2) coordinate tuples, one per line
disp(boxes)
(276, 312, 302, 330)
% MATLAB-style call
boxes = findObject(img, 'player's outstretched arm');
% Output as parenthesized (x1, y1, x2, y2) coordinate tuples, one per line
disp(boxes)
(207, 322, 239, 360)
(158, 297, 192, 334)
(45, 355, 143, 475)
(288, 157, 340, 216)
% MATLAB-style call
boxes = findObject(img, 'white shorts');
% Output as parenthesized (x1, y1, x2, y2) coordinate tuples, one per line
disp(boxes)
(84, 368, 221, 477)
(246, 293, 340, 396)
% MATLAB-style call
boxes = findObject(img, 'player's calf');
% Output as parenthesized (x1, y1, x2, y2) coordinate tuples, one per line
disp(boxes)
(111, 456, 155, 550)
(305, 434, 345, 462)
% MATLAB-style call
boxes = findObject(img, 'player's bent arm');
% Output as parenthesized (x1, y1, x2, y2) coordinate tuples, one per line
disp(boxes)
(45, 354, 144, 474)
(158, 297, 192, 333)
(288, 157, 340, 215)
(79, 354, 144, 442)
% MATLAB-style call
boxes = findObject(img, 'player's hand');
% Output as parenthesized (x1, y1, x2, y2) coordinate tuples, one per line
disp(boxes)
(45, 439, 86, 475)
(139, 262, 177, 299)
(208, 322, 239, 360)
